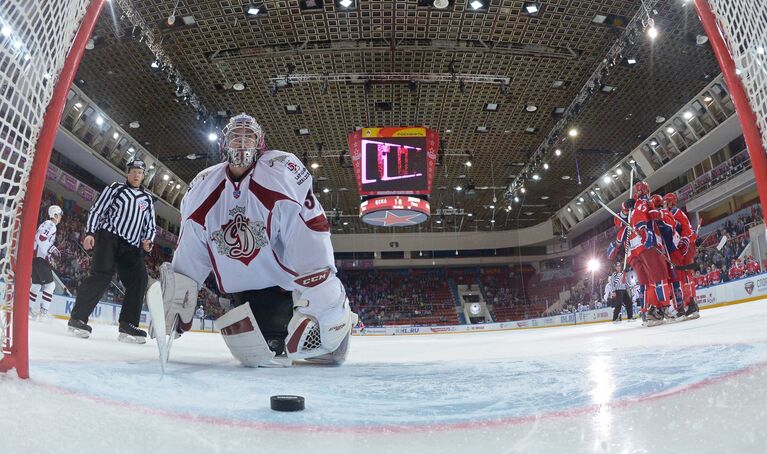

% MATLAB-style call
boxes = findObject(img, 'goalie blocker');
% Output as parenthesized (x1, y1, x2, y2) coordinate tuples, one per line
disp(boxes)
(151, 263, 357, 367)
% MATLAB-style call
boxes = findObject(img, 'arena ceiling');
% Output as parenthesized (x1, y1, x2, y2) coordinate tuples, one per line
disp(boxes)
(73, 0, 722, 234)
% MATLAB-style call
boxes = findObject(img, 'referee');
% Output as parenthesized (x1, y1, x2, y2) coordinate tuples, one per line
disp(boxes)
(67, 159, 156, 343)
(604, 262, 634, 322)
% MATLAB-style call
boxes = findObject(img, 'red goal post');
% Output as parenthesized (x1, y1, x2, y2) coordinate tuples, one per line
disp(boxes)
(0, 0, 106, 379)
(693, 0, 767, 217)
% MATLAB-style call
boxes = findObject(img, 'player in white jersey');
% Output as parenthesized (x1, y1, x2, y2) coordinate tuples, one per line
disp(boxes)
(30, 205, 63, 320)
(154, 113, 357, 367)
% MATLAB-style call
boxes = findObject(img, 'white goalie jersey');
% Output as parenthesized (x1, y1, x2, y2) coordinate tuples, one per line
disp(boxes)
(171, 150, 335, 294)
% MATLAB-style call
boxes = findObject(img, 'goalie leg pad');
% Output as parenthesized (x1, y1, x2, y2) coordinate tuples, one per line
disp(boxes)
(158, 262, 198, 335)
(217, 304, 278, 367)
(231, 287, 293, 356)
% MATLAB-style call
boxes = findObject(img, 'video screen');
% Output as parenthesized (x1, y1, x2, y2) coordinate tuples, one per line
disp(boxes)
(359, 137, 427, 193)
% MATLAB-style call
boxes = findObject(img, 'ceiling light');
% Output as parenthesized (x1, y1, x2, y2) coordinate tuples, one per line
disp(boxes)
(445, 129, 452, 134)
(285, 104, 301, 114)
(489, 205, 495, 209)
(175, 184, 181, 189)
(338, 0, 354, 7)
(74, 102, 83, 109)
(246, 6, 261, 16)
(579, 197, 585, 202)
(232, 82, 246, 91)
(647, 25, 659, 40)
(128, 147, 135, 153)
(696, 34, 708, 45)
(543, 163, 549, 170)
(629, 159, 636, 164)
(112, 132, 119, 139)
(465, 160, 472, 167)
(484, 103, 499, 111)
(525, 127, 537, 133)
(436, 219, 442, 224)
(561, 175, 570, 180)
(683, 111, 694, 120)
(523, 2, 540, 15)
(149, 164, 155, 170)
(1, 26, 12, 37)
(297, 128, 310, 135)
(343, 221, 349, 225)
(554, 148, 562, 156)
(129, 121, 140, 128)
(514, 196, 520, 202)
(95, 115, 103, 125)
(150, 60, 160, 69)
(594, 187, 601, 191)
(592, 14, 607, 24)
(616, 168, 623, 175)
(552, 107, 565, 116)
(650, 140, 658, 146)
(490, 219, 496, 223)
(666, 127, 675, 134)
(207, 132, 218, 141)
(532, 174, 540, 181)
(467, 213, 473, 217)
(162, 174, 170, 181)
(322, 188, 330, 193)
(476, 126, 488, 133)
(470, 1, 484, 10)
(567, 207, 572, 212)
(601, 85, 616, 93)
(551, 80, 565, 88)
(310, 162, 320, 169)
(541, 195, 549, 200)
(525, 105, 538, 112)
(568, 128, 578, 137)
(520, 187, 526, 194)
(703, 96, 713, 102)
(455, 185, 463, 191)
(758, 46, 765, 55)
(626, 57, 637, 65)
(603, 176, 611, 183)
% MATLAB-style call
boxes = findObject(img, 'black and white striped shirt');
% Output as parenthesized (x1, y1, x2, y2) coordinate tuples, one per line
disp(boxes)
(603, 271, 629, 300)
(86, 181, 156, 247)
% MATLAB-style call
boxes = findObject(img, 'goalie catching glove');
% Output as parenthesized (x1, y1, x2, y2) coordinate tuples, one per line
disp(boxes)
(149, 262, 199, 339)
(286, 268, 358, 365)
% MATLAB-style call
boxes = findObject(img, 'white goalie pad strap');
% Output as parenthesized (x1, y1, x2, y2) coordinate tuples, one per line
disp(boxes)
(286, 275, 358, 361)
(217, 304, 276, 368)
(159, 262, 199, 333)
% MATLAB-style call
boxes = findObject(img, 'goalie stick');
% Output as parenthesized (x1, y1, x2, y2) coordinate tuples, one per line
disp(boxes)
(146, 281, 177, 376)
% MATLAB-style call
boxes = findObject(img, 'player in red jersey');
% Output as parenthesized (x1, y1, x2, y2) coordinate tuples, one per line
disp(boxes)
(663, 193, 699, 318)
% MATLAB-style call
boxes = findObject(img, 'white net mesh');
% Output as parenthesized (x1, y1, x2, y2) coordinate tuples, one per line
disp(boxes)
(0, 0, 90, 356)
(705, 0, 767, 152)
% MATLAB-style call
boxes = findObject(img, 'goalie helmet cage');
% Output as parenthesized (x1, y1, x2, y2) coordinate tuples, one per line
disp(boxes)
(0, 0, 106, 379)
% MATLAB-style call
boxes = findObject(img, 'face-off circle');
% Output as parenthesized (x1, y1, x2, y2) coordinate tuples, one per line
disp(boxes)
(360, 196, 430, 227)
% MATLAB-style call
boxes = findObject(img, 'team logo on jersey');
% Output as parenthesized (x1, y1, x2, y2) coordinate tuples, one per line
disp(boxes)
(267, 155, 289, 167)
(233, 189, 241, 199)
(210, 206, 268, 266)
(745, 281, 754, 295)
(138, 200, 148, 211)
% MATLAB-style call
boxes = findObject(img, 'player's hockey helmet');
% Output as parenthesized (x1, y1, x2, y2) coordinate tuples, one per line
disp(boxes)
(633, 181, 650, 198)
(663, 192, 678, 207)
(220, 113, 265, 167)
(48, 205, 63, 218)
(650, 194, 663, 209)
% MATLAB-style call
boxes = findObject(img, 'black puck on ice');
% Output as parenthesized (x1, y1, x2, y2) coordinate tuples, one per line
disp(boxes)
(270, 395, 305, 412)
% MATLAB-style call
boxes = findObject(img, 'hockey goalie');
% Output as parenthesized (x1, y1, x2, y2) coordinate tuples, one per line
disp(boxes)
(152, 113, 357, 367)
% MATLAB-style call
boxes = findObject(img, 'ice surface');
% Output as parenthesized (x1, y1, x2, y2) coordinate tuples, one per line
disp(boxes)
(2, 300, 767, 453)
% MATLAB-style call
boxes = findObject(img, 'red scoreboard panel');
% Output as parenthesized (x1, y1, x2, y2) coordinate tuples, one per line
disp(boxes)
(348, 127, 438, 227)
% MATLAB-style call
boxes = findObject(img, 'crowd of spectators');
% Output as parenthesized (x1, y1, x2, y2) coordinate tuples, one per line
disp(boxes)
(340, 268, 458, 326)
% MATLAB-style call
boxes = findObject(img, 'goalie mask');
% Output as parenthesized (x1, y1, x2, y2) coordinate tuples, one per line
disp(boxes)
(220, 113, 265, 168)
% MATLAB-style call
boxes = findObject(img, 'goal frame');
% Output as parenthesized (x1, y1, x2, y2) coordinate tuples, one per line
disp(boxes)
(0, 0, 106, 379)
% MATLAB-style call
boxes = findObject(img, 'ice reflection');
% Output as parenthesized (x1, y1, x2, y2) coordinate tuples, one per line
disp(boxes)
(588, 355, 616, 451)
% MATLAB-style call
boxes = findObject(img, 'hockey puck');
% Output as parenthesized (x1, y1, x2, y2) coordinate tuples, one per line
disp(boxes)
(270, 395, 305, 412)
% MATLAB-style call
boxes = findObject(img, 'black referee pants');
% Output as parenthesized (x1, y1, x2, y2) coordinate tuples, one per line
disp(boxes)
(70, 230, 148, 326)
(612, 289, 633, 321)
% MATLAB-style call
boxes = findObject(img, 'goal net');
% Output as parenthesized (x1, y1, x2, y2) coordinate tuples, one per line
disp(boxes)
(703, 0, 767, 152)
(0, 0, 94, 378)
